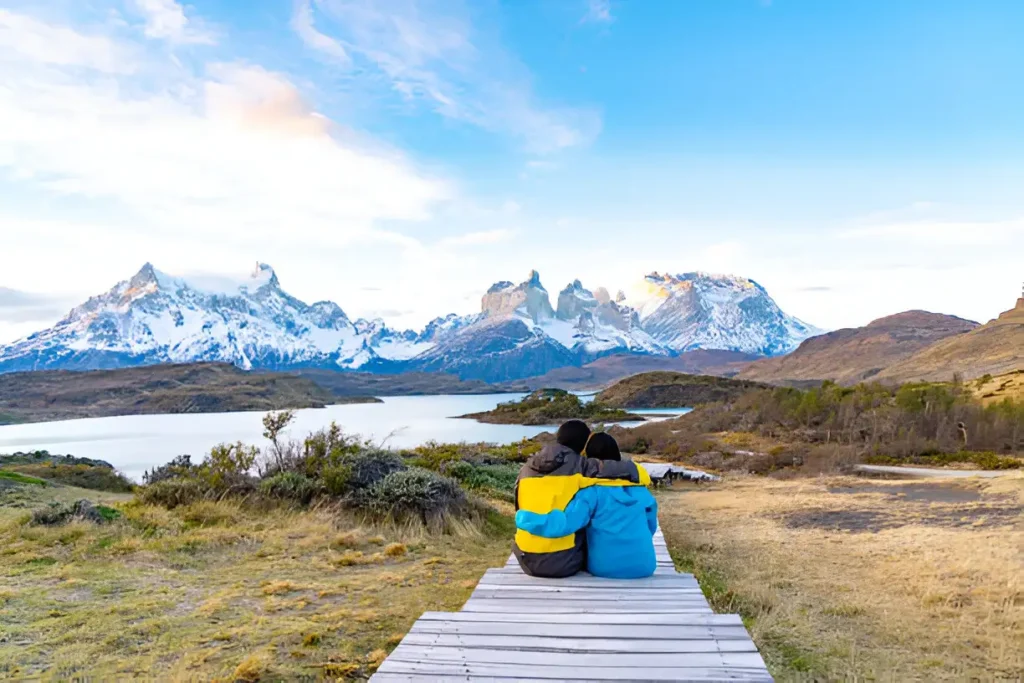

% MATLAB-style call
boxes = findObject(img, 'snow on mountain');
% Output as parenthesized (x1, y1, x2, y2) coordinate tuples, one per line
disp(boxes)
(624, 271, 821, 355)
(0, 264, 821, 381)
(0, 263, 425, 373)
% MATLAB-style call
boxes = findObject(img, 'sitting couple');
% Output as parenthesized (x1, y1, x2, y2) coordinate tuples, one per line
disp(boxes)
(512, 420, 659, 579)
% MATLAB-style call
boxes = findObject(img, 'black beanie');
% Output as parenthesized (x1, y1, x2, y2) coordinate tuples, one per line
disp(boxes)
(585, 432, 621, 461)
(556, 419, 591, 455)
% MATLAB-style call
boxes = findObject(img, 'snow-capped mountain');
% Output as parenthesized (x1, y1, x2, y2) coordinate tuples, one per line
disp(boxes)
(0, 263, 430, 373)
(623, 272, 821, 356)
(408, 272, 663, 381)
(0, 264, 821, 381)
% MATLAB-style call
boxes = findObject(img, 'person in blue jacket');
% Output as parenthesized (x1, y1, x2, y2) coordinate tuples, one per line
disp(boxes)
(514, 432, 658, 579)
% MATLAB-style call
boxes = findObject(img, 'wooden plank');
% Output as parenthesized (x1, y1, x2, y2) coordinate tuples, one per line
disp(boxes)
(461, 600, 713, 614)
(374, 664, 772, 682)
(398, 633, 759, 654)
(471, 585, 704, 597)
(416, 611, 744, 626)
(409, 621, 753, 640)
(477, 577, 699, 589)
(380, 651, 765, 675)
(468, 590, 710, 604)
(482, 569, 694, 583)
(487, 567, 687, 578)
(387, 644, 769, 668)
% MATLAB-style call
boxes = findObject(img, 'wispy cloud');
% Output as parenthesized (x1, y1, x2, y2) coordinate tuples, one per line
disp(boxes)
(440, 229, 514, 247)
(581, 0, 614, 24)
(0, 7, 450, 285)
(130, 0, 216, 44)
(291, 0, 349, 63)
(292, 0, 601, 153)
(0, 287, 74, 322)
(0, 9, 135, 73)
(840, 217, 1024, 246)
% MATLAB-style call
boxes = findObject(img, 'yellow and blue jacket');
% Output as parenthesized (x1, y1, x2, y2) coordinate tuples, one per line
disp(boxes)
(512, 443, 651, 578)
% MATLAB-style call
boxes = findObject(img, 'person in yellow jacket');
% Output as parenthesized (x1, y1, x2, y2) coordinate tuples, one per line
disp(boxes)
(513, 420, 650, 578)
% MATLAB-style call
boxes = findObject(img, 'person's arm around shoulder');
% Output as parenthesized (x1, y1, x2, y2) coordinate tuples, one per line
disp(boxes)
(515, 488, 598, 538)
(639, 487, 659, 535)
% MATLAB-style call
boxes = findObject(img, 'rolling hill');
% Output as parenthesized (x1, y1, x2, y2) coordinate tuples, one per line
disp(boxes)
(737, 311, 979, 385)
(874, 299, 1024, 384)
(0, 363, 367, 425)
(595, 371, 766, 408)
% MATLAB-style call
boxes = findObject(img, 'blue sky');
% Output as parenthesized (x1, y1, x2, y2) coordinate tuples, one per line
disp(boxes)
(1, 0, 1022, 343)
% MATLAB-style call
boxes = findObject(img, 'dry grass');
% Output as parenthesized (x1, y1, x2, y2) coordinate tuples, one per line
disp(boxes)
(974, 369, 1024, 405)
(659, 474, 1024, 681)
(0, 484, 513, 680)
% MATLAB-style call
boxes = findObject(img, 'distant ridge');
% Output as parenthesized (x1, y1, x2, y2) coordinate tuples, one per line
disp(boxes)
(874, 299, 1024, 383)
(737, 310, 979, 385)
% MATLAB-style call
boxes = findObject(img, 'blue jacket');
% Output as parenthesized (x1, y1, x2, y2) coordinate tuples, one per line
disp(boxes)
(514, 485, 659, 579)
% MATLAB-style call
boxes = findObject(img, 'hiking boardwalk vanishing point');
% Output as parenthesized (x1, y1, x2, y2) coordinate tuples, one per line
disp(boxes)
(371, 529, 773, 682)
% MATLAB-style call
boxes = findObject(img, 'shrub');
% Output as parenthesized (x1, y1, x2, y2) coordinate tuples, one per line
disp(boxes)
(321, 464, 352, 496)
(345, 449, 406, 490)
(143, 455, 195, 485)
(350, 468, 468, 524)
(442, 461, 517, 502)
(258, 471, 320, 504)
(179, 501, 240, 527)
(138, 478, 207, 509)
(32, 500, 121, 526)
(202, 442, 259, 493)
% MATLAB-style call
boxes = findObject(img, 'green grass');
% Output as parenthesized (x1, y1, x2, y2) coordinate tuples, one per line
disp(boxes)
(0, 470, 47, 487)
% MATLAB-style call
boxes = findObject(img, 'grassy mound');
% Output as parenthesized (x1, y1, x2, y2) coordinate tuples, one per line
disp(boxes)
(461, 388, 643, 425)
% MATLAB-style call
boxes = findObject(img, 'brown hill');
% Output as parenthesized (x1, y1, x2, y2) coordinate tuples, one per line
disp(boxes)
(524, 350, 759, 390)
(737, 311, 978, 385)
(596, 371, 766, 408)
(0, 363, 368, 425)
(874, 300, 1024, 384)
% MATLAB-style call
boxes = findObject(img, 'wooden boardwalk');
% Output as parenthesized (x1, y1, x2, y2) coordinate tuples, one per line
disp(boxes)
(371, 530, 773, 682)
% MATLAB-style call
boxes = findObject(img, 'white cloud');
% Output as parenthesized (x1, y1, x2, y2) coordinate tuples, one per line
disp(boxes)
(293, 0, 601, 153)
(130, 0, 215, 44)
(0, 8, 455, 322)
(840, 217, 1024, 246)
(0, 9, 134, 73)
(439, 229, 514, 247)
(291, 0, 349, 63)
(581, 0, 614, 24)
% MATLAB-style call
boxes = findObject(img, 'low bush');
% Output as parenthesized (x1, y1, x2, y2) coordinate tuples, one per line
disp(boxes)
(443, 461, 518, 502)
(259, 471, 321, 504)
(32, 500, 121, 526)
(350, 468, 468, 525)
(138, 478, 208, 509)
(143, 455, 196, 485)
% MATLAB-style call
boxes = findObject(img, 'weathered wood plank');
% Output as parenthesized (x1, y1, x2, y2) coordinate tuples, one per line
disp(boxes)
(409, 621, 753, 640)
(461, 600, 713, 614)
(398, 633, 759, 653)
(374, 664, 772, 681)
(468, 590, 710, 604)
(416, 611, 744, 626)
(481, 569, 695, 585)
(471, 585, 704, 597)
(386, 644, 769, 669)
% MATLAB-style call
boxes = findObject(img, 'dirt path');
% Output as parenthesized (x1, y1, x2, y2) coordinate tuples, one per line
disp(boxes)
(855, 464, 1018, 478)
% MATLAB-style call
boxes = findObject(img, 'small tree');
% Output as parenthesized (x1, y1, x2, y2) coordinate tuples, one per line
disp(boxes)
(262, 410, 295, 472)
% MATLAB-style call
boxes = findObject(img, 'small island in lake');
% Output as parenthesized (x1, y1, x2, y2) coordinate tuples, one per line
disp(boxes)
(460, 388, 646, 425)
(596, 371, 766, 409)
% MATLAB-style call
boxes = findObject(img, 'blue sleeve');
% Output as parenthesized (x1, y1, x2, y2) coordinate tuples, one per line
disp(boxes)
(641, 489, 659, 535)
(515, 488, 598, 538)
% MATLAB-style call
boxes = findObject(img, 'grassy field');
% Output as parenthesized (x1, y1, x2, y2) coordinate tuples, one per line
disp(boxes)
(0, 482, 514, 680)
(658, 475, 1024, 681)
